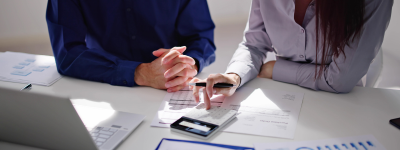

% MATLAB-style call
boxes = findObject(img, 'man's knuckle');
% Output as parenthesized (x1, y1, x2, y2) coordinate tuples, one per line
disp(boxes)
(182, 70, 188, 77)
(180, 63, 187, 68)
(173, 50, 180, 54)
(189, 70, 195, 76)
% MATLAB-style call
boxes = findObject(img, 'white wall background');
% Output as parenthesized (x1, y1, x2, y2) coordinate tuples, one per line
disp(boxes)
(0, 0, 398, 89)
(0, 0, 48, 45)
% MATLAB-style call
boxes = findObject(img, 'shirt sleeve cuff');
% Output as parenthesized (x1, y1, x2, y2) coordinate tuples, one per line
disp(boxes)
(225, 61, 257, 87)
(272, 58, 301, 85)
(115, 60, 142, 87)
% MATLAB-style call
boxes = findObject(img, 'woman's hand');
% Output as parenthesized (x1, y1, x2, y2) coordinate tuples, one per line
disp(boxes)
(189, 73, 241, 110)
(258, 61, 276, 79)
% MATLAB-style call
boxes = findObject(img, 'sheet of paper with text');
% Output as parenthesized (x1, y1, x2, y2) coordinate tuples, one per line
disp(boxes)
(220, 87, 304, 139)
(151, 86, 304, 140)
(0, 51, 61, 86)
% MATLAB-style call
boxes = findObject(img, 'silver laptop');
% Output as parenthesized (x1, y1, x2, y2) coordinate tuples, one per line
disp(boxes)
(0, 87, 145, 150)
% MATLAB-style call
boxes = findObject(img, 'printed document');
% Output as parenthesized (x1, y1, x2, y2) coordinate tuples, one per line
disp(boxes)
(158, 140, 233, 150)
(156, 138, 254, 150)
(254, 135, 385, 150)
(0, 52, 61, 86)
(220, 87, 303, 139)
(151, 87, 304, 139)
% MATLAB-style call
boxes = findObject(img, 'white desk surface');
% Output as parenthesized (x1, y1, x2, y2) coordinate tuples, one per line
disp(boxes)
(0, 72, 400, 150)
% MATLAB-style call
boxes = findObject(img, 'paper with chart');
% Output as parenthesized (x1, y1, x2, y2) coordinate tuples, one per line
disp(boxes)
(220, 87, 304, 139)
(0, 51, 61, 86)
(151, 87, 225, 128)
(254, 135, 386, 150)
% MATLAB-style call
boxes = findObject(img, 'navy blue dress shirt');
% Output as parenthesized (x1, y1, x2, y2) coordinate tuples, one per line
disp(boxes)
(46, 0, 216, 87)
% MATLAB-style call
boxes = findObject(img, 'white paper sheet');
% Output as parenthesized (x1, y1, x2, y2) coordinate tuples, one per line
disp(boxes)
(254, 135, 386, 150)
(150, 87, 225, 128)
(0, 52, 61, 86)
(220, 87, 304, 139)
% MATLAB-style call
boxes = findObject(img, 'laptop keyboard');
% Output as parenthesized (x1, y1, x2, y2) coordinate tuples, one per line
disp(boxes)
(89, 126, 118, 146)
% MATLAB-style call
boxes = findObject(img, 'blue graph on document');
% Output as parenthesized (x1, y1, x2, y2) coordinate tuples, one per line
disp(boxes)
(294, 140, 376, 150)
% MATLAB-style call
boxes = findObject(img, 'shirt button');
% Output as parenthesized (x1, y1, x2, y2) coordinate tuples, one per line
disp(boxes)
(123, 80, 127, 85)
(301, 29, 305, 33)
(299, 55, 304, 58)
(126, 8, 131, 12)
(131, 36, 136, 40)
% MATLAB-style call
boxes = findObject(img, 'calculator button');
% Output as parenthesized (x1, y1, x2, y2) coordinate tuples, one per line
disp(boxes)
(99, 134, 111, 139)
(91, 133, 99, 136)
(99, 131, 113, 135)
(96, 142, 103, 146)
(102, 127, 110, 131)
(96, 138, 106, 142)
(109, 128, 117, 132)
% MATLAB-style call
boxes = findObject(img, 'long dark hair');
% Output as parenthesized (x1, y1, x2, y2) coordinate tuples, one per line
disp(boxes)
(315, 0, 365, 79)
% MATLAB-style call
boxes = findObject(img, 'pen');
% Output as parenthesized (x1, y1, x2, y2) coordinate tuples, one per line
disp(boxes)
(20, 83, 32, 91)
(188, 82, 235, 88)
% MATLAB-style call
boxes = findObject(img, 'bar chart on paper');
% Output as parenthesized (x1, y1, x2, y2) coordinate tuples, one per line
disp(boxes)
(0, 52, 61, 86)
(254, 135, 386, 150)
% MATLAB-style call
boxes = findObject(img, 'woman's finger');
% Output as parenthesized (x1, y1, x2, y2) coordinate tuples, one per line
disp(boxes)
(213, 87, 232, 96)
(190, 78, 204, 103)
(203, 87, 211, 110)
(189, 78, 200, 90)
(205, 74, 230, 99)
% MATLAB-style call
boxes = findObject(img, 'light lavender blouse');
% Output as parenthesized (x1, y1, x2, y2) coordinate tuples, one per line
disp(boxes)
(226, 0, 393, 93)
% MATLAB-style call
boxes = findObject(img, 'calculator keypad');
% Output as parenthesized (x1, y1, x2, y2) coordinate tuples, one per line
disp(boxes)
(184, 103, 237, 126)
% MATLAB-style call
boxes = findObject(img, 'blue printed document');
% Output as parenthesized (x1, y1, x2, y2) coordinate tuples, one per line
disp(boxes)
(156, 138, 254, 150)
(0, 52, 61, 86)
(254, 135, 385, 150)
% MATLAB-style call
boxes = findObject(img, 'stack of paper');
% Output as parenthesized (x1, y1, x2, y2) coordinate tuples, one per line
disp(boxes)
(0, 51, 62, 86)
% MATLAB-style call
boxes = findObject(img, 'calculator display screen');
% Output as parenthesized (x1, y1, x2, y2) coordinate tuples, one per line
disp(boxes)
(171, 116, 218, 137)
(179, 121, 211, 132)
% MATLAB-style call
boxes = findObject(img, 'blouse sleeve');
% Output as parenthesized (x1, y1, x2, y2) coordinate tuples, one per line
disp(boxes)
(225, 0, 274, 87)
